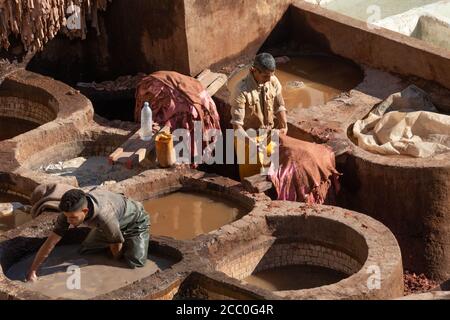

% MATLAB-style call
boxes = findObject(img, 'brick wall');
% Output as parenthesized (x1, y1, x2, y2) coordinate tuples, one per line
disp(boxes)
(218, 240, 363, 281)
(0, 96, 56, 125)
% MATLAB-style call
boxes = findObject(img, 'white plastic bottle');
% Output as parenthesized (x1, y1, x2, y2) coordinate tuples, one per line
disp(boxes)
(140, 101, 153, 141)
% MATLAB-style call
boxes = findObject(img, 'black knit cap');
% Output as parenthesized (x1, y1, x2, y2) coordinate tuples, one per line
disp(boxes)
(59, 189, 87, 212)
(253, 53, 276, 72)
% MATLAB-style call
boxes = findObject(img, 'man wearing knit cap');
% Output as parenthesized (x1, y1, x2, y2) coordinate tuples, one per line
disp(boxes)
(230, 52, 288, 180)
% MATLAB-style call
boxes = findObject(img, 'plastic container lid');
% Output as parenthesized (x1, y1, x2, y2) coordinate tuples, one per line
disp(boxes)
(0, 203, 14, 217)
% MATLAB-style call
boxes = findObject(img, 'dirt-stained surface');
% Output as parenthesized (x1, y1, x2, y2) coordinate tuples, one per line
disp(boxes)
(6, 244, 175, 300)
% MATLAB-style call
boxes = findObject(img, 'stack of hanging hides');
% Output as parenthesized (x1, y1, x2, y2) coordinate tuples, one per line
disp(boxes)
(0, 0, 112, 52)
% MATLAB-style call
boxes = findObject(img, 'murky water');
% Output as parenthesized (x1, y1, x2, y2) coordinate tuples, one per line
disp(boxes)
(0, 117, 40, 141)
(143, 192, 246, 240)
(0, 193, 31, 233)
(244, 265, 348, 291)
(227, 56, 362, 110)
(6, 244, 175, 299)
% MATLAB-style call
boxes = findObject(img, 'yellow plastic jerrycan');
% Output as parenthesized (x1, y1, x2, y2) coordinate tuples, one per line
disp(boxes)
(155, 131, 175, 168)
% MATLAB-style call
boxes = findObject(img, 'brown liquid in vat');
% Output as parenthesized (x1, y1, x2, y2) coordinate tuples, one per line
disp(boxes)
(244, 265, 348, 291)
(144, 192, 246, 240)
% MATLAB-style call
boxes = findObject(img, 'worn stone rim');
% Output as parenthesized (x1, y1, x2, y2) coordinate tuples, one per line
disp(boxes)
(104, 169, 271, 243)
(203, 201, 403, 300)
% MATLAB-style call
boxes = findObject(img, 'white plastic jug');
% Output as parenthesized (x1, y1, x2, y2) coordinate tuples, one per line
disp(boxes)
(140, 101, 153, 141)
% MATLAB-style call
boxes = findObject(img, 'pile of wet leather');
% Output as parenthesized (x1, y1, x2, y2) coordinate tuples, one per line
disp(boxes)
(404, 270, 439, 295)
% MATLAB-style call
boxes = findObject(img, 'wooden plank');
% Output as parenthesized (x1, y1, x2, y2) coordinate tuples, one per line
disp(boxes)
(108, 147, 124, 164)
(205, 74, 227, 96)
(196, 69, 211, 84)
(196, 69, 227, 96)
(108, 125, 170, 169)
(198, 70, 217, 88)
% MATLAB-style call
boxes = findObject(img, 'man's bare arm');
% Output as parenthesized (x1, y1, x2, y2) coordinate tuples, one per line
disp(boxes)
(26, 231, 62, 282)
(273, 81, 288, 135)
(277, 110, 288, 135)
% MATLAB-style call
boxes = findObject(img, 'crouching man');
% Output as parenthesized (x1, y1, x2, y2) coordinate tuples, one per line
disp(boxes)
(26, 188, 150, 282)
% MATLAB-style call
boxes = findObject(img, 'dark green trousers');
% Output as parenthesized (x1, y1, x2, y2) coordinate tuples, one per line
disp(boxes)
(79, 199, 150, 268)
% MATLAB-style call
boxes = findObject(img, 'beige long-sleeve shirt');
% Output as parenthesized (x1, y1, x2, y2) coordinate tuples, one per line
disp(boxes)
(230, 72, 287, 131)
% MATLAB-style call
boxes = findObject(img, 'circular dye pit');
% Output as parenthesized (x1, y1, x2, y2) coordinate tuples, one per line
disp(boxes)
(224, 237, 361, 295)
(144, 191, 247, 240)
(227, 55, 363, 110)
(211, 202, 404, 299)
(341, 136, 450, 280)
(38, 156, 140, 188)
(5, 244, 177, 300)
(342, 89, 450, 280)
(0, 192, 31, 233)
(23, 135, 141, 188)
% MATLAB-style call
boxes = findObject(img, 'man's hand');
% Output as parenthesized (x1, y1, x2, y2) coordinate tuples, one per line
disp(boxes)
(26, 270, 38, 282)
(110, 243, 123, 260)
(279, 127, 288, 136)
(26, 231, 61, 283)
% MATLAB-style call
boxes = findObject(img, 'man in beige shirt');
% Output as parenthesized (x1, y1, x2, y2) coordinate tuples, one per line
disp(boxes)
(229, 53, 288, 179)
(230, 53, 288, 135)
